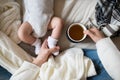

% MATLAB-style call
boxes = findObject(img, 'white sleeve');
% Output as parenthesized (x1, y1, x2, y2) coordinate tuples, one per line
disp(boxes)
(10, 61, 40, 80)
(96, 37, 120, 80)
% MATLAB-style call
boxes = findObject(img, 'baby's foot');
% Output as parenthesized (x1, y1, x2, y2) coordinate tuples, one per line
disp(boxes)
(47, 36, 59, 56)
(35, 43, 41, 55)
(53, 51, 59, 56)
(32, 39, 41, 55)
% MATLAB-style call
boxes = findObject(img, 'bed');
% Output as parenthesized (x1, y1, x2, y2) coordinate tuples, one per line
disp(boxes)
(0, 0, 120, 80)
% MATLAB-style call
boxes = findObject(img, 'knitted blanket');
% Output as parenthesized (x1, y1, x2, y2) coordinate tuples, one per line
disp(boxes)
(0, 0, 21, 43)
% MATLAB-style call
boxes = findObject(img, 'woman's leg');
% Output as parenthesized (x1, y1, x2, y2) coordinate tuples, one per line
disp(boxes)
(18, 22, 36, 45)
(83, 49, 113, 80)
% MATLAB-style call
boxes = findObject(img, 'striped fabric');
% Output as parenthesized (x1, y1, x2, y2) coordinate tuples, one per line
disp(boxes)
(95, 0, 120, 36)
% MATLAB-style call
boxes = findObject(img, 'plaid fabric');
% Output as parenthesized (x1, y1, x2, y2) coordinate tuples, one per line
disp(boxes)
(113, 0, 120, 22)
(95, 0, 120, 36)
(95, 0, 120, 35)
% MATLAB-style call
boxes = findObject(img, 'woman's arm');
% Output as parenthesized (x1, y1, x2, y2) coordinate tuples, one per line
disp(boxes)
(96, 37, 120, 80)
(84, 27, 120, 80)
(10, 39, 59, 80)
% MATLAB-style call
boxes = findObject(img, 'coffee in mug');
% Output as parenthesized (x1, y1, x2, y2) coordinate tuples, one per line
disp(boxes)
(67, 23, 87, 43)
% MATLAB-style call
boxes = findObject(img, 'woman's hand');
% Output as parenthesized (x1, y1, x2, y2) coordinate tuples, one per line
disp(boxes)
(84, 27, 105, 43)
(32, 39, 60, 67)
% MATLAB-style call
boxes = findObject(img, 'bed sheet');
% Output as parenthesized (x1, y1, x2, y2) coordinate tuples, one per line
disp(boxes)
(18, 0, 120, 55)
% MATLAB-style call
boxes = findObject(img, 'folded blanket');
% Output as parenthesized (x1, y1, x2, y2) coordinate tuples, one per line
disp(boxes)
(40, 48, 96, 80)
(0, 1, 21, 43)
(10, 48, 96, 80)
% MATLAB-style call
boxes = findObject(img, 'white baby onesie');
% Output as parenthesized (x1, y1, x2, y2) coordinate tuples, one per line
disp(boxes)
(23, 0, 54, 38)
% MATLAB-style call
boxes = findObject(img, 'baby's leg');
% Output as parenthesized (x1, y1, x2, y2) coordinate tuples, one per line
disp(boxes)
(47, 17, 63, 56)
(18, 22, 41, 54)
(18, 22, 36, 44)
(48, 17, 63, 39)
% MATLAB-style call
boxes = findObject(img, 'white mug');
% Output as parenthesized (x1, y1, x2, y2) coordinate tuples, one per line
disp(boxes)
(67, 23, 87, 43)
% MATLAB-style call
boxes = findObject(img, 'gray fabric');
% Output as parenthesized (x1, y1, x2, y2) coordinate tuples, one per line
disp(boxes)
(106, 24, 116, 34)
(95, 0, 117, 27)
(95, 0, 120, 36)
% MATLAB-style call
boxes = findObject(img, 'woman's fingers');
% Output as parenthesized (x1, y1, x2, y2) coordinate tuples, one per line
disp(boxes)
(84, 27, 105, 42)
(41, 38, 60, 54)
(89, 27, 99, 32)
(49, 46, 60, 53)
(84, 29, 95, 38)
(89, 27, 102, 35)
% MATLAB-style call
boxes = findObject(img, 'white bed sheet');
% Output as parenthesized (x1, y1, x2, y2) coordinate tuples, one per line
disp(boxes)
(17, 0, 120, 54)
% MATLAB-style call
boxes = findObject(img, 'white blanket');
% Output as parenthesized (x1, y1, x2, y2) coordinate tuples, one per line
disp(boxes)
(0, 0, 21, 43)
(39, 48, 96, 80)
(10, 48, 96, 80)
(0, 31, 33, 74)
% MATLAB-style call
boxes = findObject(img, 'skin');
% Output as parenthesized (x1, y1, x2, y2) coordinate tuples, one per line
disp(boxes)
(32, 39, 60, 67)
(84, 27, 105, 43)
(18, 17, 63, 45)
